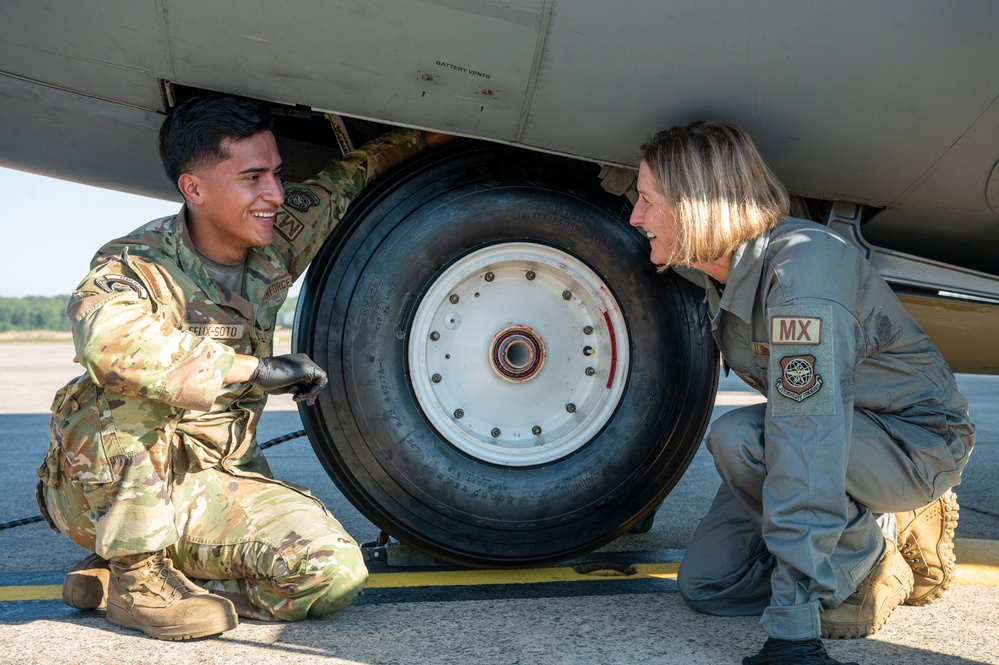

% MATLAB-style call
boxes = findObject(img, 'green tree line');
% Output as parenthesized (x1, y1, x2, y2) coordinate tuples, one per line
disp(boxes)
(0, 295, 72, 332)
(0, 295, 299, 332)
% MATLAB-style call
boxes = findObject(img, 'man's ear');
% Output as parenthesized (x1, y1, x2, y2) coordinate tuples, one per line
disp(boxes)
(178, 173, 204, 206)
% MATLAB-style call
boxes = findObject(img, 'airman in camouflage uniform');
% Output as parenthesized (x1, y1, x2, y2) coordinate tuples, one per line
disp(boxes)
(35, 95, 432, 637)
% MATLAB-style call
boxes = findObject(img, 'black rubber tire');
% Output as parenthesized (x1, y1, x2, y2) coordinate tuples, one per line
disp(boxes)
(295, 143, 718, 567)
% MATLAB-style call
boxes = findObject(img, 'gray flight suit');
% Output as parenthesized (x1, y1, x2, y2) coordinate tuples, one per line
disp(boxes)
(673, 217, 974, 640)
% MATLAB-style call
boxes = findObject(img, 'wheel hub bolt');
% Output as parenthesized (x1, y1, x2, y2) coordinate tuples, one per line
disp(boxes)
(532, 426, 542, 435)
(491, 428, 501, 437)
(432, 373, 442, 383)
(583, 325, 594, 335)
(484, 272, 495, 282)
(562, 290, 572, 300)
(525, 270, 536, 281)
(566, 403, 576, 413)
(430, 331, 440, 341)
(449, 294, 459, 304)
(454, 409, 464, 419)
(585, 367, 595, 376)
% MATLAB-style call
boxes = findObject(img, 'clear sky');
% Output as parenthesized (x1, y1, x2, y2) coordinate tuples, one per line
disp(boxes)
(0, 166, 308, 299)
(0, 166, 181, 298)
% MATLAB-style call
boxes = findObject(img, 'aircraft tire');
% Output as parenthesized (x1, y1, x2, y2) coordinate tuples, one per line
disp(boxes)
(295, 142, 718, 567)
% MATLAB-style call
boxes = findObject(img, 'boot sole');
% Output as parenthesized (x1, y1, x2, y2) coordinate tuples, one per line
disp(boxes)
(903, 490, 959, 606)
(107, 601, 238, 641)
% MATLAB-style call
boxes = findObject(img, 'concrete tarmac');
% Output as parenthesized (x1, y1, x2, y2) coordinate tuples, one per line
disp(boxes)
(1, 340, 997, 664)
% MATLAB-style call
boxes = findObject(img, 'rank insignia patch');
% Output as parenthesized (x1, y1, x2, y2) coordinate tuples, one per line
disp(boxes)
(775, 354, 823, 402)
(284, 186, 320, 212)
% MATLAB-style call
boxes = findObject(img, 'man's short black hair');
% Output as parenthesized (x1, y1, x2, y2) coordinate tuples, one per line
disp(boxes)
(159, 95, 275, 189)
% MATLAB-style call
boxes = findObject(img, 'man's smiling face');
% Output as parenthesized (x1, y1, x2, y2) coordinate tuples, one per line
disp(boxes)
(184, 130, 285, 264)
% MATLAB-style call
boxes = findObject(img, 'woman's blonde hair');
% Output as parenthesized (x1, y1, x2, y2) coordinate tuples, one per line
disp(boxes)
(640, 120, 789, 267)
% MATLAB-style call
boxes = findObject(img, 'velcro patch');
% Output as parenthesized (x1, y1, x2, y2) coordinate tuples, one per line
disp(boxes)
(274, 211, 305, 243)
(95, 275, 148, 299)
(768, 305, 835, 417)
(284, 186, 320, 212)
(771, 316, 821, 345)
(775, 355, 823, 401)
(184, 322, 245, 339)
(263, 277, 293, 301)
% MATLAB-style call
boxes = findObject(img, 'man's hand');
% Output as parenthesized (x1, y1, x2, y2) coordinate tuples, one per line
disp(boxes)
(251, 353, 328, 405)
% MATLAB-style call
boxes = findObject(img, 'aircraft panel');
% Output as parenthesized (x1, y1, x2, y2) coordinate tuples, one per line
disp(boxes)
(0, 0, 169, 110)
(161, 0, 545, 139)
(521, 1, 999, 206)
(863, 96, 999, 274)
(0, 73, 171, 197)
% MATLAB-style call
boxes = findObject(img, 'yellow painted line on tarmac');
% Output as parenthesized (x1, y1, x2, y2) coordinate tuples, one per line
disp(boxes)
(364, 562, 679, 589)
(954, 538, 999, 587)
(0, 584, 61, 601)
(3, 540, 998, 602)
(0, 563, 681, 601)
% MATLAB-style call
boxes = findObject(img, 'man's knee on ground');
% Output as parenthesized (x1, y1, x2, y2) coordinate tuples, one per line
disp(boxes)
(265, 536, 369, 620)
(303, 542, 368, 618)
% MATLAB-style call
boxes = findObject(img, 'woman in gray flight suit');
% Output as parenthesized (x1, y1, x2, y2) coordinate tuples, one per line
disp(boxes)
(629, 120, 974, 665)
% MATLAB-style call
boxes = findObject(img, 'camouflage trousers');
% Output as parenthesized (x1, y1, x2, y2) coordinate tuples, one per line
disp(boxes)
(36, 389, 368, 621)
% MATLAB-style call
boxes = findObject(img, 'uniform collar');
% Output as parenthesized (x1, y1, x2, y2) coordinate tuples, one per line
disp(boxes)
(174, 205, 290, 314)
(174, 206, 223, 301)
(713, 227, 771, 324)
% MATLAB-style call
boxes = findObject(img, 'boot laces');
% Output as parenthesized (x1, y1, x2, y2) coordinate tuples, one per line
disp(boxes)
(898, 541, 925, 571)
(149, 556, 195, 598)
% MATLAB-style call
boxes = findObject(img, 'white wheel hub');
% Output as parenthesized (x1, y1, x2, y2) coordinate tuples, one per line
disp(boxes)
(408, 242, 630, 466)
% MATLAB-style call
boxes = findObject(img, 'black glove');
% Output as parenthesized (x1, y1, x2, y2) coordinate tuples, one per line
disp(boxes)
(250, 353, 328, 405)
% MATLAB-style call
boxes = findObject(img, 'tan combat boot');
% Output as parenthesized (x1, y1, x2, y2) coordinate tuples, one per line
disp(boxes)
(895, 489, 960, 605)
(106, 551, 238, 640)
(63, 553, 110, 610)
(821, 538, 913, 639)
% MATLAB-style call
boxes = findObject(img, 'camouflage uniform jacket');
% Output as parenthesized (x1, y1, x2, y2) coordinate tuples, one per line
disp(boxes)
(44, 128, 424, 482)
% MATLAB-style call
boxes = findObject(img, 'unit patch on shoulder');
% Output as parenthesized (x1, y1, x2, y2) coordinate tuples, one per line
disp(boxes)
(768, 305, 835, 417)
(776, 355, 822, 402)
(284, 186, 320, 213)
(95, 275, 148, 299)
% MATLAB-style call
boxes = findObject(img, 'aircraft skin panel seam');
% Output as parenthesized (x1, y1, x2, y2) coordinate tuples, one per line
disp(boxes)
(0, 70, 161, 114)
(888, 90, 999, 210)
(157, 0, 179, 84)
(514, 0, 557, 142)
